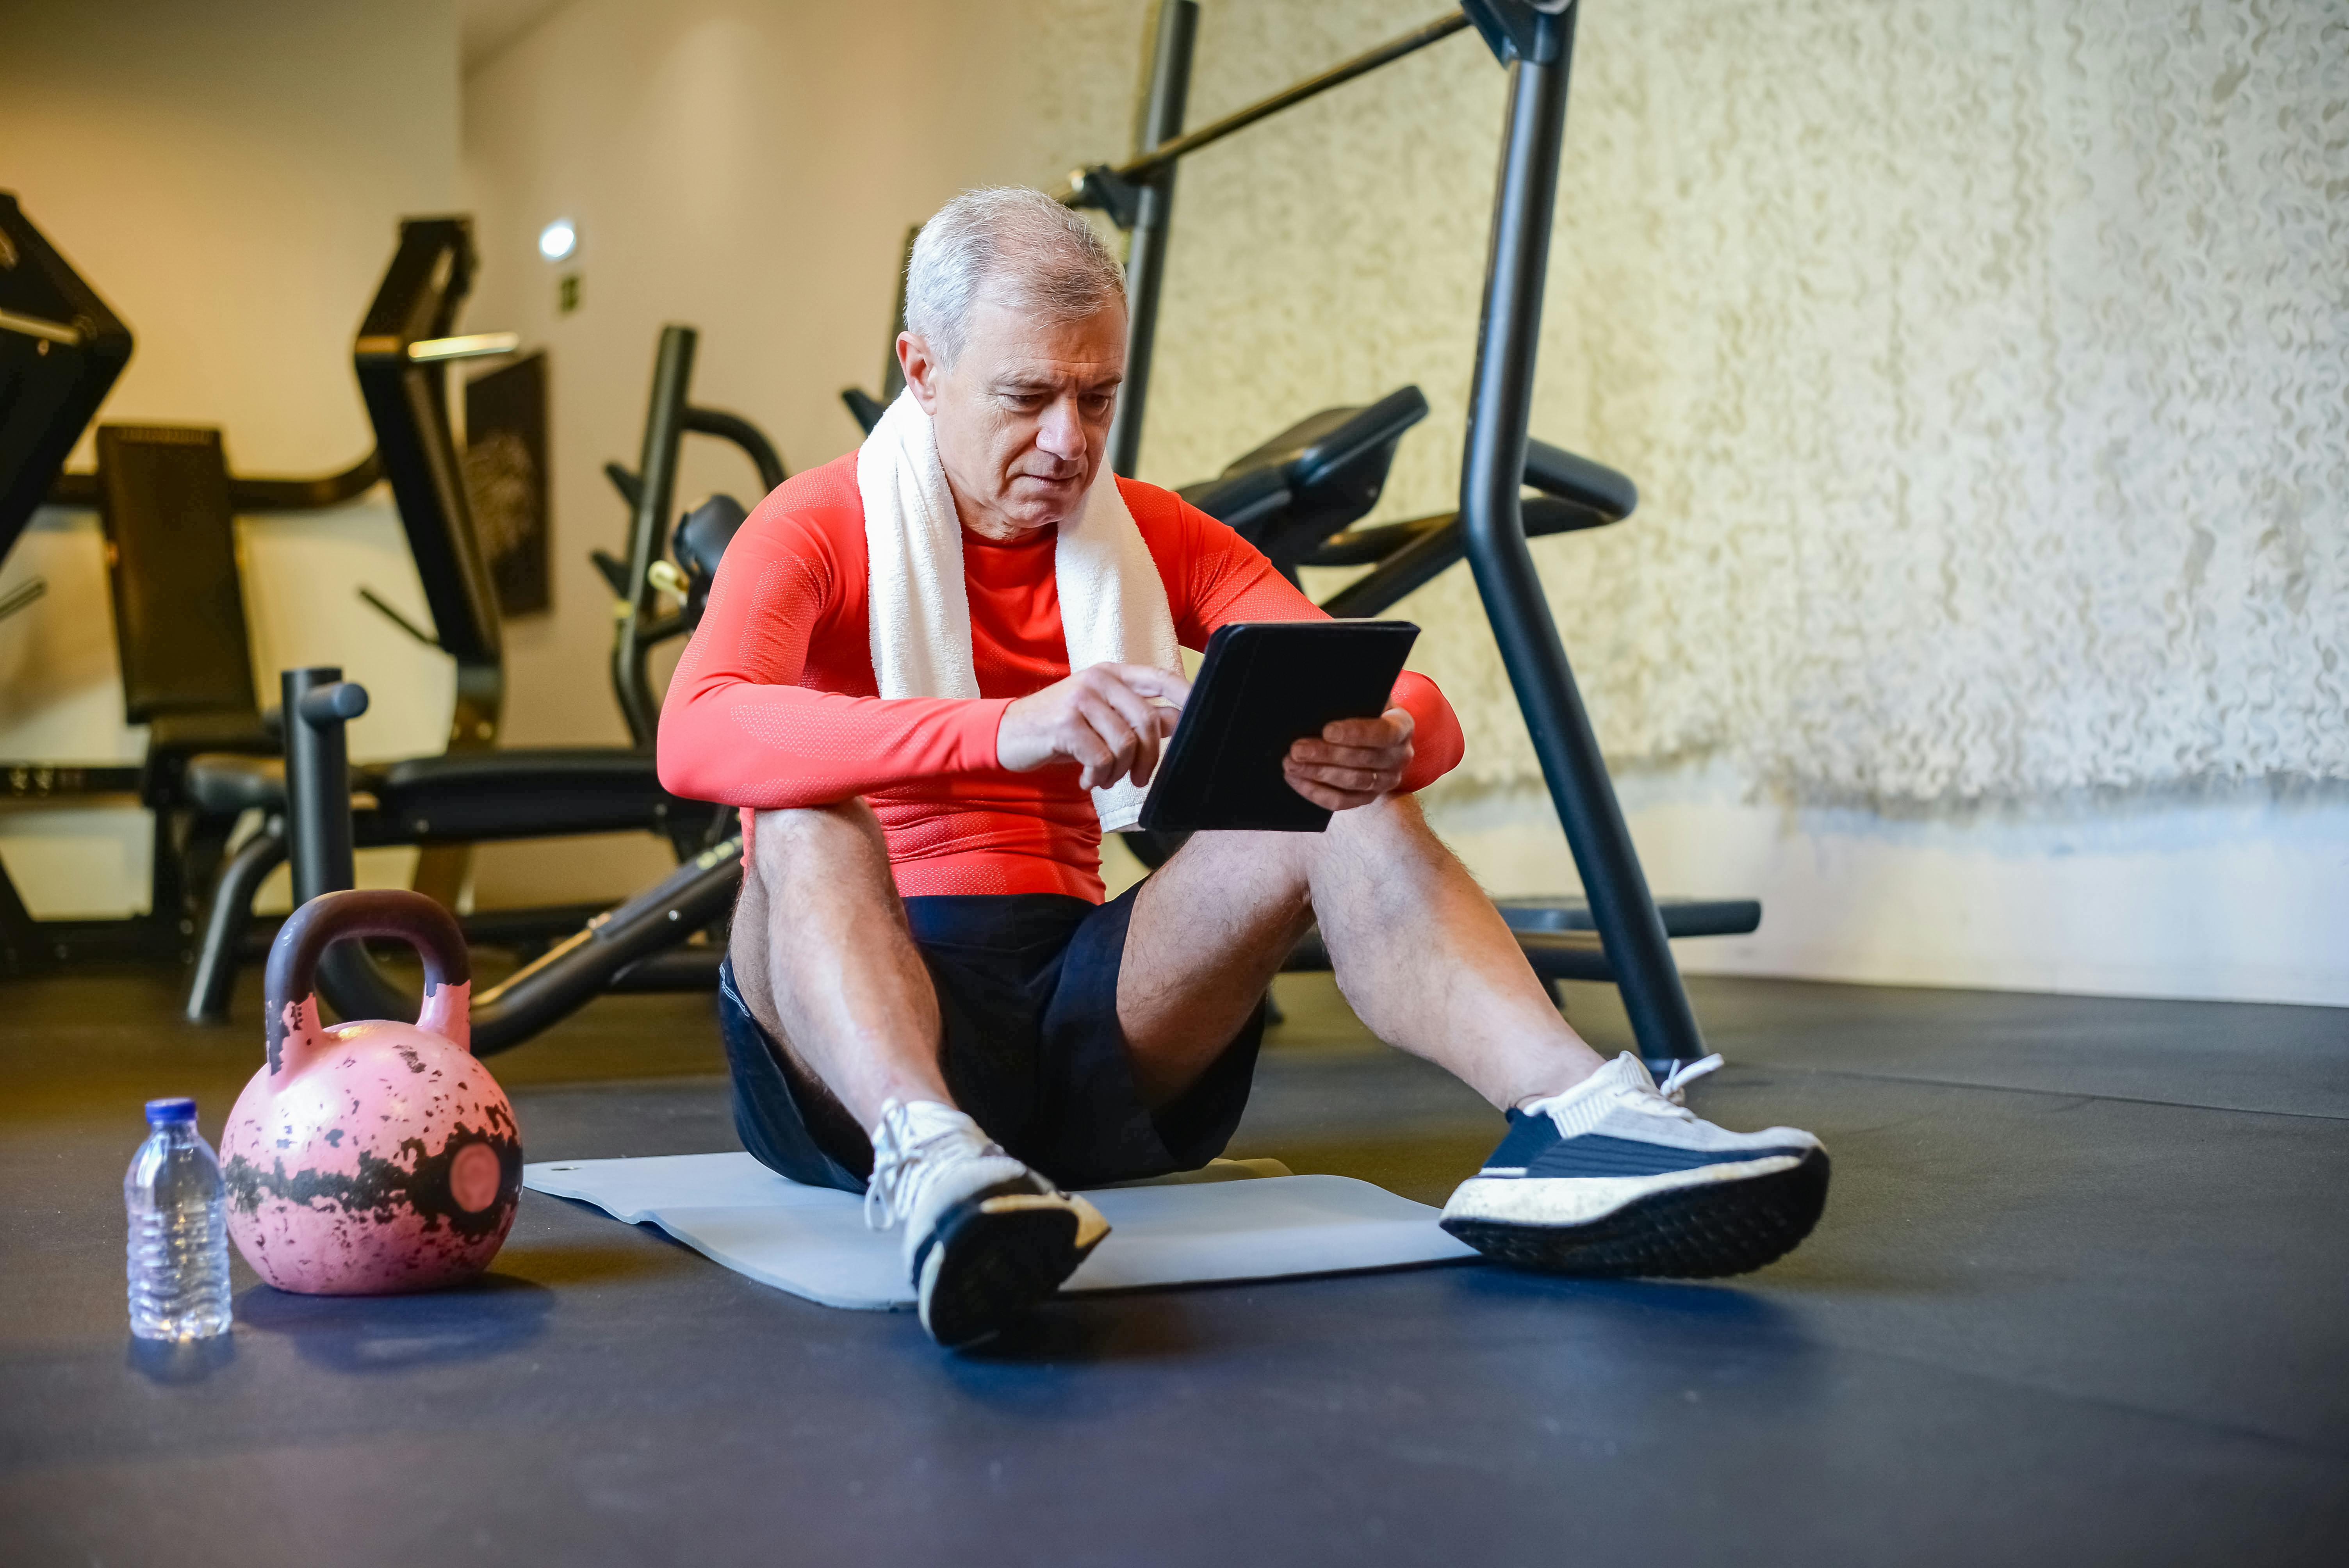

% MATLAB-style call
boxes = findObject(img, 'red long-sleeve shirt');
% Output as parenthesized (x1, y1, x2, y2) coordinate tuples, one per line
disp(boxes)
(656, 451, 1464, 900)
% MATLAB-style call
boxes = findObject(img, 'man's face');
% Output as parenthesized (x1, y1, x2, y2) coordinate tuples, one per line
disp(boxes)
(900, 292, 1126, 538)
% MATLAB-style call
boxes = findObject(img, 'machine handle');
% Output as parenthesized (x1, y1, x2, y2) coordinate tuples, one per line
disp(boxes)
(264, 889, 474, 1074)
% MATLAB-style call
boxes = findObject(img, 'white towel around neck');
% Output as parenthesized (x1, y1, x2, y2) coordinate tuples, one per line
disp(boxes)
(857, 391, 1181, 832)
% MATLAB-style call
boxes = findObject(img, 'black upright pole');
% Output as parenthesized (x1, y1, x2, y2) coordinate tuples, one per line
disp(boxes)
(284, 667, 360, 908)
(1105, 0, 1198, 478)
(283, 666, 412, 1025)
(1458, 1, 1707, 1068)
(615, 326, 696, 749)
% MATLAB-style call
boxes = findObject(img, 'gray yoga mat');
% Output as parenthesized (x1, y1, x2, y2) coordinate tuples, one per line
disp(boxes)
(524, 1152, 1479, 1310)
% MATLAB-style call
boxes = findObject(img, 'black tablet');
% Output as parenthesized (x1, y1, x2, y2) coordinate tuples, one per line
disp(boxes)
(1139, 620, 1420, 834)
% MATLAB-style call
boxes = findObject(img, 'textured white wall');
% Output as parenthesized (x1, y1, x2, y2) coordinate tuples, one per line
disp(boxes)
(1050, 0, 2349, 1003)
(1039, 0, 2348, 799)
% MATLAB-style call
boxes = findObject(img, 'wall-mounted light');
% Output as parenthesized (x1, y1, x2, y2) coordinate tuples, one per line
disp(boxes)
(538, 218, 576, 261)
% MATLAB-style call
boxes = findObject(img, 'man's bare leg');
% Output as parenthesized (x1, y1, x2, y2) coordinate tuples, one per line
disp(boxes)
(729, 800, 1109, 1346)
(1121, 794, 1830, 1280)
(727, 800, 952, 1130)
(1117, 793, 1604, 1108)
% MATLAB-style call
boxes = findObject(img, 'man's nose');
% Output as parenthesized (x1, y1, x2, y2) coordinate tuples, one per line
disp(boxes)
(1035, 397, 1087, 463)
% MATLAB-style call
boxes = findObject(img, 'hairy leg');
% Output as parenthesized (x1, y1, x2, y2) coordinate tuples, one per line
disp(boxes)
(1119, 795, 1605, 1110)
(729, 801, 951, 1130)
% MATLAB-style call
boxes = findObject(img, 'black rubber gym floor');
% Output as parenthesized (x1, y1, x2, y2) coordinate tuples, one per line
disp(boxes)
(4, 965, 2344, 1565)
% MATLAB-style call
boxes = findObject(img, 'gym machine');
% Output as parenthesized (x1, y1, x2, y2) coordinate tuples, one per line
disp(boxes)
(263, 318, 790, 1039)
(594, 324, 787, 752)
(291, 0, 1747, 1072)
(0, 196, 381, 973)
(0, 193, 142, 971)
(279, 659, 744, 1054)
(1444, 0, 1741, 1067)
(174, 218, 727, 1021)
(1062, 1, 1755, 1066)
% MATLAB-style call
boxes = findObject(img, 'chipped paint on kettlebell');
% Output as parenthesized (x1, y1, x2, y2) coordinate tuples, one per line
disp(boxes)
(219, 892, 521, 1295)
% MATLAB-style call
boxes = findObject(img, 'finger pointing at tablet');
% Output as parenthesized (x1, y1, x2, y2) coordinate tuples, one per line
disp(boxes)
(998, 663, 1191, 790)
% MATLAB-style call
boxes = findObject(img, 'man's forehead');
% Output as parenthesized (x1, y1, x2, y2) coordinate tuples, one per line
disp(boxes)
(987, 355, 1123, 390)
(966, 298, 1125, 381)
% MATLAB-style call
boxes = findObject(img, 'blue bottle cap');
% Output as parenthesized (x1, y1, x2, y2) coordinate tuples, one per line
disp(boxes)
(144, 1097, 197, 1124)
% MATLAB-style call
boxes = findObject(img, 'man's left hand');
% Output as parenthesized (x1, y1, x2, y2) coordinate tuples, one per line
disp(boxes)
(1283, 707, 1415, 812)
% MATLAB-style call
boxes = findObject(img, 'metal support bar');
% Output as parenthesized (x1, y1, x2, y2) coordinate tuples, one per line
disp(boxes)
(185, 817, 286, 1024)
(682, 406, 786, 493)
(51, 450, 383, 513)
(1062, 11, 1470, 202)
(1103, 0, 1197, 479)
(1456, 2, 1709, 1068)
(615, 326, 696, 749)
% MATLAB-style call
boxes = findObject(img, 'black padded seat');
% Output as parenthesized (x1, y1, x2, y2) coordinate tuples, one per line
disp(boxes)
(366, 747, 683, 844)
(673, 495, 745, 588)
(182, 747, 676, 837)
(1179, 387, 1430, 571)
(180, 755, 284, 816)
(182, 754, 389, 817)
(672, 495, 747, 626)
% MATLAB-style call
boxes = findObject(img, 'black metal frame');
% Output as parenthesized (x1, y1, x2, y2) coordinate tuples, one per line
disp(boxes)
(1454, 0, 1710, 1066)
(172, 221, 725, 1020)
(283, 666, 740, 1053)
(600, 324, 786, 750)
(353, 218, 503, 764)
(1064, 7, 1473, 478)
(838, 8, 1473, 452)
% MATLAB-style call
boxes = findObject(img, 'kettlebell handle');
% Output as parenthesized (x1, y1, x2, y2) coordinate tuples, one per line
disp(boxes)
(265, 889, 473, 1072)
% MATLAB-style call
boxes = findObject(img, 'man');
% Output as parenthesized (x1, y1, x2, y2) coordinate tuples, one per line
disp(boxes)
(659, 188, 1827, 1348)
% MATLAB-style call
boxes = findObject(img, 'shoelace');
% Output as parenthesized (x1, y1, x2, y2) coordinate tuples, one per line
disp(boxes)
(1531, 1051, 1729, 1140)
(1608, 1051, 1726, 1125)
(1654, 1053, 1724, 1104)
(863, 1099, 998, 1231)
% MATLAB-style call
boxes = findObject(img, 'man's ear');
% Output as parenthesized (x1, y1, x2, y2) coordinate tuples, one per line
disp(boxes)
(898, 332, 942, 414)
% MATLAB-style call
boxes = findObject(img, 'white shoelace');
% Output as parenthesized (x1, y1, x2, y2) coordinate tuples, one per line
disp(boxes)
(1527, 1051, 1727, 1140)
(1651, 1053, 1724, 1109)
(862, 1099, 998, 1231)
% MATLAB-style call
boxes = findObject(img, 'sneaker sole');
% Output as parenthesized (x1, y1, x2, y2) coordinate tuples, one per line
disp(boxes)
(918, 1194, 1107, 1349)
(1441, 1149, 1830, 1279)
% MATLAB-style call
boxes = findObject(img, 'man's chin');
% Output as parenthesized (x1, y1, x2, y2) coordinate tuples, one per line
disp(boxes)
(1004, 481, 1085, 526)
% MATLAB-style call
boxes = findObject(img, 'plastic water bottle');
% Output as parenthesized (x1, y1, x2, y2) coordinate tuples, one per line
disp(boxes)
(124, 1098, 233, 1340)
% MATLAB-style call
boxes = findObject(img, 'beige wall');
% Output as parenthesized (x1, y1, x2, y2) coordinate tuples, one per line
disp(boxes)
(458, 0, 1069, 905)
(0, 0, 463, 916)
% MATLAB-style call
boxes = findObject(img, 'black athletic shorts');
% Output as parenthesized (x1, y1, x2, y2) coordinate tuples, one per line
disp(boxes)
(716, 883, 1268, 1194)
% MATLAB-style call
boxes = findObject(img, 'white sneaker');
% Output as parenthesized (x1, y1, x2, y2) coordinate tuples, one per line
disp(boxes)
(864, 1100, 1110, 1347)
(1440, 1053, 1829, 1278)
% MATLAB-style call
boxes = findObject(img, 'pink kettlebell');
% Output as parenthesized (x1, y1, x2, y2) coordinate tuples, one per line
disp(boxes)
(221, 889, 521, 1294)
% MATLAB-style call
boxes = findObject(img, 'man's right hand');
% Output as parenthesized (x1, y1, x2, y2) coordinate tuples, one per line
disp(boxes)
(997, 663, 1191, 791)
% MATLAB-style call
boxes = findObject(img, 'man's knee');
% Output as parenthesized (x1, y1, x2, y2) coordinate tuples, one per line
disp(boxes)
(1322, 791, 1438, 857)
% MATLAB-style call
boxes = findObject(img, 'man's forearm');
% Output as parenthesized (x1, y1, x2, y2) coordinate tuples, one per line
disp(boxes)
(656, 682, 1012, 809)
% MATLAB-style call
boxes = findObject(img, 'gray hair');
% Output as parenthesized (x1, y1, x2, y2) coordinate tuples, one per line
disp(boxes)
(904, 187, 1127, 366)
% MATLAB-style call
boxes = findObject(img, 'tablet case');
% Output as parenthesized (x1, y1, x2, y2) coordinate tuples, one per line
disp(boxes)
(1139, 620, 1419, 833)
